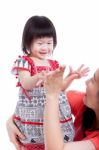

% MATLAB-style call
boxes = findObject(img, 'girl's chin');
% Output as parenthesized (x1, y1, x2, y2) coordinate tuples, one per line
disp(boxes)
(39, 56, 47, 59)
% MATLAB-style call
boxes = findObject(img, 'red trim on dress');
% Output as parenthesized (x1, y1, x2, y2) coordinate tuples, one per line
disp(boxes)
(13, 56, 60, 101)
(22, 56, 37, 75)
(21, 143, 45, 150)
(22, 88, 32, 100)
(12, 67, 30, 73)
(13, 115, 72, 125)
(60, 117, 72, 123)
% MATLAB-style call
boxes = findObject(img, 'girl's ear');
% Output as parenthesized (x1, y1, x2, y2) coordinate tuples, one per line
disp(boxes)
(26, 49, 31, 55)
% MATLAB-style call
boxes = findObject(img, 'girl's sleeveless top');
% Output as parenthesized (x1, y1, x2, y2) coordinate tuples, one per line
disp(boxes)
(12, 55, 75, 149)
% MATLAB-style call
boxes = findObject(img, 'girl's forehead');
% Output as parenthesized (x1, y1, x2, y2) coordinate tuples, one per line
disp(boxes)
(35, 37, 53, 41)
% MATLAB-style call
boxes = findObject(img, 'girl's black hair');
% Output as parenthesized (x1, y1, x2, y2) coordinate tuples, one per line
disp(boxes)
(82, 106, 96, 134)
(22, 15, 57, 55)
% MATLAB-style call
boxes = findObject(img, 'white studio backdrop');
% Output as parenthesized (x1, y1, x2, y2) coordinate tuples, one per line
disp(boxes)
(0, 0, 99, 149)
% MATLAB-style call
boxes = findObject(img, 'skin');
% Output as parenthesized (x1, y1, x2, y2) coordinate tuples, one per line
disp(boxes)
(6, 116, 25, 150)
(6, 37, 54, 150)
(6, 30, 90, 150)
(30, 37, 54, 60)
(6, 65, 89, 150)
(18, 37, 89, 90)
(44, 67, 99, 150)
(84, 69, 99, 128)
(18, 37, 54, 90)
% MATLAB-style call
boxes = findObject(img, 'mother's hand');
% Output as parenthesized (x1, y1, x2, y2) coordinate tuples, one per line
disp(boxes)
(6, 116, 25, 150)
(44, 65, 65, 96)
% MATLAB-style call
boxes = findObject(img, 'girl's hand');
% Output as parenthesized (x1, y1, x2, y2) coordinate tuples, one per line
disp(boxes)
(68, 64, 90, 79)
(62, 65, 90, 91)
(6, 116, 25, 150)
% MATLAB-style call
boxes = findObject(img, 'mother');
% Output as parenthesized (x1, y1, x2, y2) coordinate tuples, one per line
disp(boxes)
(44, 66, 99, 150)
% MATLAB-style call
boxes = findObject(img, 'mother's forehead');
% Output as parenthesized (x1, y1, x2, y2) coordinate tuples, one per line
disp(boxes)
(95, 68, 99, 81)
(95, 68, 99, 74)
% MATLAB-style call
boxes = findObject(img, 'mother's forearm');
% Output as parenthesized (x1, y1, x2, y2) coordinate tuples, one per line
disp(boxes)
(44, 94, 64, 150)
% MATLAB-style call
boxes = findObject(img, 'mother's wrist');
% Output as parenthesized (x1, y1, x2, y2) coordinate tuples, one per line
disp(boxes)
(46, 92, 59, 99)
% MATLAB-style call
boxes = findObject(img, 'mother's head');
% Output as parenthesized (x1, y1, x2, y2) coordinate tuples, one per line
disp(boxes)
(82, 68, 99, 132)
(85, 68, 99, 111)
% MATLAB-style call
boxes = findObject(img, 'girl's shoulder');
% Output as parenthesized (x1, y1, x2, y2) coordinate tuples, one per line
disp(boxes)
(21, 55, 34, 66)
(12, 55, 33, 65)
(11, 55, 36, 75)
(11, 55, 37, 87)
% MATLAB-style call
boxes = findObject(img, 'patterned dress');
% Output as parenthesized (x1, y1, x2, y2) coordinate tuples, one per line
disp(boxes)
(12, 55, 75, 150)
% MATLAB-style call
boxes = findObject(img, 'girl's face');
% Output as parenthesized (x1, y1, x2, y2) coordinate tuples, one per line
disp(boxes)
(30, 37, 54, 59)
(84, 69, 99, 110)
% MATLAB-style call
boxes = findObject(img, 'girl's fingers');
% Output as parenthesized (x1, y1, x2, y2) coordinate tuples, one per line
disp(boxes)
(77, 64, 85, 71)
(81, 68, 90, 74)
(69, 66, 73, 74)
(77, 65, 90, 73)
(76, 65, 90, 78)
(78, 68, 90, 77)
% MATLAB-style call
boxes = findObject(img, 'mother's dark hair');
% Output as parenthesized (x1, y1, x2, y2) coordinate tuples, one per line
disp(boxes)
(82, 107, 96, 133)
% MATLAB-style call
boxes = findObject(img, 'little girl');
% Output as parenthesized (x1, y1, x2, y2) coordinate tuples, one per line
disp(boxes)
(11, 16, 89, 150)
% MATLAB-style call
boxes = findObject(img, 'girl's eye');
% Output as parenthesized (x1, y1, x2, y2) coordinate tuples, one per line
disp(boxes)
(37, 43, 42, 45)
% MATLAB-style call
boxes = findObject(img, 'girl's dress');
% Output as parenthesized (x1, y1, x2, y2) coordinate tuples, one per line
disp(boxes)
(12, 55, 75, 150)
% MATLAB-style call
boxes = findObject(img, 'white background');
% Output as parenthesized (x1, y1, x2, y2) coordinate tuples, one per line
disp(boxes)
(0, 0, 99, 149)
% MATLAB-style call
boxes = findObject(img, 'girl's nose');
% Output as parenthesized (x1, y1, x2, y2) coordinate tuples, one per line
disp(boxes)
(41, 44, 48, 50)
